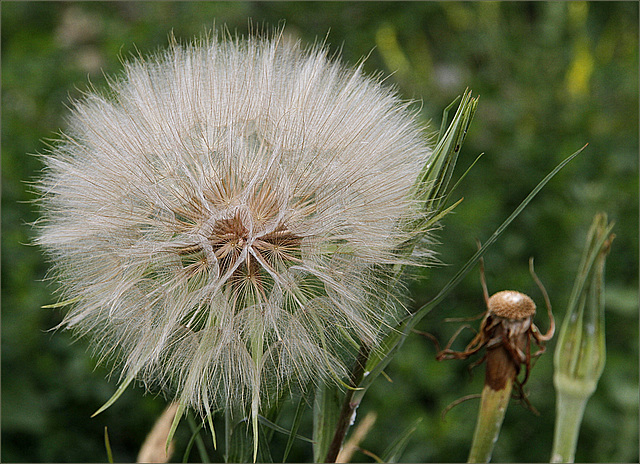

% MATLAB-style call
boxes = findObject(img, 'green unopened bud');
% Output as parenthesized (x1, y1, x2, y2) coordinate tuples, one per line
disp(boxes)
(554, 212, 613, 394)
(551, 212, 614, 463)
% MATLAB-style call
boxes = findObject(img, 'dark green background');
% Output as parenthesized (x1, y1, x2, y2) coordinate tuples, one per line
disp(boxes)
(2, 2, 638, 462)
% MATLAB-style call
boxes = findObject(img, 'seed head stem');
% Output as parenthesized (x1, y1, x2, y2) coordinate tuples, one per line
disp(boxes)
(467, 339, 520, 463)
(467, 378, 514, 463)
(324, 344, 371, 463)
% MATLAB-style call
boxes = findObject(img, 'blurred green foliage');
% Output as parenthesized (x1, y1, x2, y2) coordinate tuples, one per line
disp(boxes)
(2, 2, 637, 462)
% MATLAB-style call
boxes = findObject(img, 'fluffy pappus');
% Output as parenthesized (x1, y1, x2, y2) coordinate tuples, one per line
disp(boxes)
(35, 29, 434, 430)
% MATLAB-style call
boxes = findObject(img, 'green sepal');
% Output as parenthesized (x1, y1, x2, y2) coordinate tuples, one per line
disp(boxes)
(42, 295, 81, 309)
(206, 412, 217, 451)
(91, 373, 136, 417)
(166, 402, 186, 455)
(413, 88, 478, 214)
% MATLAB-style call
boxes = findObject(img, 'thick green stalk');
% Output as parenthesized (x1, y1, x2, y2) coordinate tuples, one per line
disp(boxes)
(468, 380, 514, 463)
(550, 387, 590, 463)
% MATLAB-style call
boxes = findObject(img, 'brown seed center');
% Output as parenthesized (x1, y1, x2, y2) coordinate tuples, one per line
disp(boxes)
(175, 207, 302, 286)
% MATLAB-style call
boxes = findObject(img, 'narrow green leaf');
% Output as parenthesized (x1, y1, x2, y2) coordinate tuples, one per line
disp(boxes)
(364, 326, 403, 374)
(256, 414, 313, 443)
(380, 417, 423, 463)
(261, 399, 283, 444)
(91, 373, 136, 417)
(256, 423, 274, 464)
(182, 418, 204, 463)
(412, 143, 587, 324)
(226, 416, 253, 463)
(182, 430, 198, 463)
(422, 197, 464, 230)
(225, 417, 274, 463)
(440, 152, 484, 208)
(282, 396, 309, 462)
(224, 409, 232, 463)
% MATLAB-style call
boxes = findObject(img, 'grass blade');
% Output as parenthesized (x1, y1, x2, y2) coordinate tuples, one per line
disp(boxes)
(412, 143, 588, 323)
(104, 427, 114, 463)
(256, 414, 314, 444)
(166, 402, 186, 455)
(312, 383, 342, 463)
(380, 417, 423, 463)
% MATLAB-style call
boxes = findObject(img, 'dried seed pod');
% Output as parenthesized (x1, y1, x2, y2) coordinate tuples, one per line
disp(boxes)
(432, 255, 555, 396)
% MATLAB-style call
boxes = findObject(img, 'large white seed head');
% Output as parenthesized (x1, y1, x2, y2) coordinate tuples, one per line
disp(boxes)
(36, 31, 432, 417)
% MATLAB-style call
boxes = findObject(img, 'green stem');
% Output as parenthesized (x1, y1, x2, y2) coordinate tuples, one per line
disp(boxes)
(324, 344, 371, 463)
(224, 409, 231, 463)
(186, 413, 211, 463)
(550, 386, 591, 463)
(467, 380, 514, 463)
